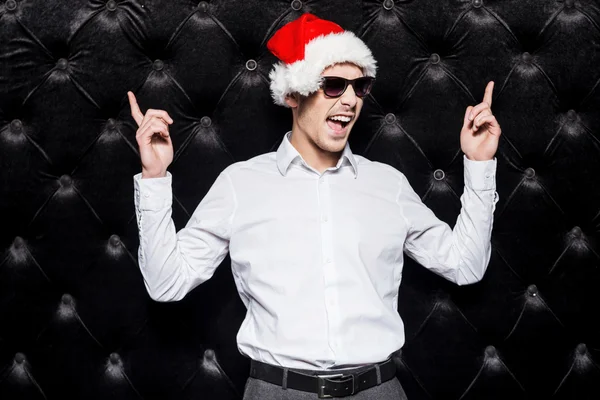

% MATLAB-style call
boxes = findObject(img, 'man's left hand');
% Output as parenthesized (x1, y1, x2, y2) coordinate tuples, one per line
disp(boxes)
(460, 81, 502, 161)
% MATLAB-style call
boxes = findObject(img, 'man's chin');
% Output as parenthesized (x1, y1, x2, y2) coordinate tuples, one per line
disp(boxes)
(320, 131, 349, 152)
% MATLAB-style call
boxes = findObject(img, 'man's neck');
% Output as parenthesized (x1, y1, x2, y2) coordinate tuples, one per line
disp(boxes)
(289, 130, 341, 174)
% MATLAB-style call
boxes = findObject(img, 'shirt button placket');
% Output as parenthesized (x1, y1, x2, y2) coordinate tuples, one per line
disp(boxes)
(318, 174, 338, 357)
(318, 175, 333, 266)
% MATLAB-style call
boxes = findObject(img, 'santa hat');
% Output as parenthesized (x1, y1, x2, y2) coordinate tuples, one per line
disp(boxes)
(267, 13, 377, 107)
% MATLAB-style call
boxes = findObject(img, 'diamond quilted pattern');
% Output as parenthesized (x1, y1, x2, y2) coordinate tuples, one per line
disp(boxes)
(1, 1, 599, 399)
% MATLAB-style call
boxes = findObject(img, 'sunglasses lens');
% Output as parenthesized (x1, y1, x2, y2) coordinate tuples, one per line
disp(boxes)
(322, 78, 347, 97)
(354, 77, 374, 97)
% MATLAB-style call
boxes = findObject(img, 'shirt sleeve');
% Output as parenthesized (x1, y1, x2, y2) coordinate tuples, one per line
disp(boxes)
(397, 155, 499, 285)
(133, 170, 236, 301)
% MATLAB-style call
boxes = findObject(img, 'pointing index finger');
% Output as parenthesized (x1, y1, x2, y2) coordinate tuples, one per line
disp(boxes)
(483, 81, 494, 108)
(127, 91, 144, 126)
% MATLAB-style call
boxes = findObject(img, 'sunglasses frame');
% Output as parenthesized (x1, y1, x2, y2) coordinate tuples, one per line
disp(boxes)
(319, 76, 375, 98)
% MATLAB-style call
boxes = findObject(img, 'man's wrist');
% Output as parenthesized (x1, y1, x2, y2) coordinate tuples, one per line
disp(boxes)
(141, 169, 167, 179)
(465, 153, 494, 162)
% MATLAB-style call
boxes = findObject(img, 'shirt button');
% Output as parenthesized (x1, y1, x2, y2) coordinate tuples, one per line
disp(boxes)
(319, 178, 325, 184)
(144, 193, 150, 198)
(322, 215, 328, 222)
(325, 258, 332, 264)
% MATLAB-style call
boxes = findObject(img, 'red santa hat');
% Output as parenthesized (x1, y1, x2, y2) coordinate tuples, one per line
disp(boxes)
(267, 13, 377, 107)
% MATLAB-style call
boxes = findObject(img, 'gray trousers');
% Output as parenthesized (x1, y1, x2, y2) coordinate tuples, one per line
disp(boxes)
(242, 362, 408, 400)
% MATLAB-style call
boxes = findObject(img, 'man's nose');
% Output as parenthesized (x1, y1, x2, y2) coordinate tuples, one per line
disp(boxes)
(340, 84, 358, 107)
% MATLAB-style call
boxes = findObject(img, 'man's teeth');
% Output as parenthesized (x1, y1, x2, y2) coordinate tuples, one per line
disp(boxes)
(328, 115, 352, 122)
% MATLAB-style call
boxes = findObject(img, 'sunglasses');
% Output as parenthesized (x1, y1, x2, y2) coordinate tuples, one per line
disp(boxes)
(320, 76, 375, 98)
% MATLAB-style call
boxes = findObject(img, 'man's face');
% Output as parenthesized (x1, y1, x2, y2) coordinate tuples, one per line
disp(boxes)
(286, 63, 365, 155)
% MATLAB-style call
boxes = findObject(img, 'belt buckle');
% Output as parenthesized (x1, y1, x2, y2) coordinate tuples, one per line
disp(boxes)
(316, 373, 355, 398)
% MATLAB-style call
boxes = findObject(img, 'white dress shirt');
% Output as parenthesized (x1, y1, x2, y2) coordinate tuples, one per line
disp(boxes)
(133, 131, 499, 370)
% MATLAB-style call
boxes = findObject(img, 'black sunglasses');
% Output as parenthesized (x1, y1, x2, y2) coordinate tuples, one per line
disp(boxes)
(320, 76, 375, 98)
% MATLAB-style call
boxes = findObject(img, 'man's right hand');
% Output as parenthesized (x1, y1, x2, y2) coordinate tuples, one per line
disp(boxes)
(128, 91, 174, 179)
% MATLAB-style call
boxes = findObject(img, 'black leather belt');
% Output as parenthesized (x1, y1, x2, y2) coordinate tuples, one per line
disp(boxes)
(249, 357, 396, 398)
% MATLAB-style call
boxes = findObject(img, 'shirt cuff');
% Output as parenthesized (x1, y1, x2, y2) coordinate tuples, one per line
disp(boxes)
(463, 154, 497, 191)
(133, 171, 173, 210)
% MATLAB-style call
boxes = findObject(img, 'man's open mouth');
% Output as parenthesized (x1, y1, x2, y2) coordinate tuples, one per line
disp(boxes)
(326, 115, 352, 131)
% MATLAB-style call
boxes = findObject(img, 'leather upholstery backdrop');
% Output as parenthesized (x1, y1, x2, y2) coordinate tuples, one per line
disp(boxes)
(1, 0, 599, 399)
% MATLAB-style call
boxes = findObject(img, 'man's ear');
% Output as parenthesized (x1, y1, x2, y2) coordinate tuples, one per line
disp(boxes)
(285, 93, 299, 108)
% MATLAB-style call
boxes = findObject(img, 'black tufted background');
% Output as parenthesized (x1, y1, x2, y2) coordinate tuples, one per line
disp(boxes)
(2, 0, 600, 399)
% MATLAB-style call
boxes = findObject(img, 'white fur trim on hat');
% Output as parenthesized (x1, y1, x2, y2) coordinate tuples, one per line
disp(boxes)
(269, 31, 377, 107)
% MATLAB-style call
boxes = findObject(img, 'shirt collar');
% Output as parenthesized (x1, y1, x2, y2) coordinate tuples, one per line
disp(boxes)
(276, 131, 358, 178)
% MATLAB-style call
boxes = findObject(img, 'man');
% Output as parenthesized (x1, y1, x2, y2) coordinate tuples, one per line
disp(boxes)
(129, 13, 500, 400)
